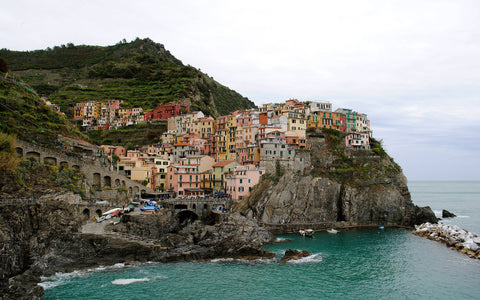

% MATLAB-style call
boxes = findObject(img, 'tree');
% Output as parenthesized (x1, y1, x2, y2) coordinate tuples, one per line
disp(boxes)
(0, 58, 9, 74)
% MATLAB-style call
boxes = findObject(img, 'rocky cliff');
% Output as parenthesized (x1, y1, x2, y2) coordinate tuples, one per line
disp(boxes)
(236, 131, 437, 230)
(0, 199, 273, 299)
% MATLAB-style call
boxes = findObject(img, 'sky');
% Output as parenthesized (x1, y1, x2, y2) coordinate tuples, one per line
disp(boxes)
(1, 0, 479, 181)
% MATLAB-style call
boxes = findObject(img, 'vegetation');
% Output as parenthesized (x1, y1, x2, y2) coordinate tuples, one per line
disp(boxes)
(0, 38, 256, 117)
(48, 165, 86, 197)
(0, 133, 22, 173)
(0, 78, 85, 145)
(314, 128, 402, 186)
(85, 122, 166, 146)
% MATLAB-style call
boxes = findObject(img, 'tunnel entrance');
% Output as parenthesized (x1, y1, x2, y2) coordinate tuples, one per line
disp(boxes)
(82, 208, 90, 221)
(176, 210, 198, 228)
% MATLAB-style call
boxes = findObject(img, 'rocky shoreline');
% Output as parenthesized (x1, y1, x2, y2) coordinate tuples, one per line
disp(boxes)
(0, 200, 275, 300)
(413, 222, 480, 259)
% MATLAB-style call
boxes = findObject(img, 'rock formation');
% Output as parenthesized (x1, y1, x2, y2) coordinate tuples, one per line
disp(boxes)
(413, 222, 480, 259)
(0, 199, 274, 299)
(280, 249, 311, 262)
(442, 209, 457, 218)
(236, 133, 437, 230)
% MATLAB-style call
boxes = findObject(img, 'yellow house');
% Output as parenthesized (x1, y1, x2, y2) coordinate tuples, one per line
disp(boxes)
(212, 160, 238, 192)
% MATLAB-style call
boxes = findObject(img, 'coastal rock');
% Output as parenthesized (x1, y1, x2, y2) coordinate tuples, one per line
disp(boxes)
(237, 136, 437, 231)
(442, 209, 457, 218)
(413, 222, 480, 259)
(280, 249, 311, 262)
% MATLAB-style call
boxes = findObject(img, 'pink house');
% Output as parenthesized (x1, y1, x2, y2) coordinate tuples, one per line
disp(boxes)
(225, 164, 266, 201)
(345, 133, 370, 150)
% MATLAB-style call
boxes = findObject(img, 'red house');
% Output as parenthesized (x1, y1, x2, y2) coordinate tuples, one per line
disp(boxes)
(144, 102, 191, 121)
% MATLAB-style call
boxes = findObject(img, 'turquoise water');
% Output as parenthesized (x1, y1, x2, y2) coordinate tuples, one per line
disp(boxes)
(43, 182, 480, 299)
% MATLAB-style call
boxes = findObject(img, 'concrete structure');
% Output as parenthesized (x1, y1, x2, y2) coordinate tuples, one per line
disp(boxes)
(15, 140, 152, 201)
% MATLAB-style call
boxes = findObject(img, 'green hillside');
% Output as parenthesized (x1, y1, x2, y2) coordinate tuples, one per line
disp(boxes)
(0, 38, 256, 117)
(0, 76, 85, 145)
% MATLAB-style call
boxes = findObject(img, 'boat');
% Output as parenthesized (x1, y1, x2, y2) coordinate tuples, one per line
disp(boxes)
(327, 228, 339, 234)
(102, 208, 121, 216)
(378, 226, 385, 230)
(299, 229, 315, 237)
(212, 205, 225, 214)
(140, 205, 158, 214)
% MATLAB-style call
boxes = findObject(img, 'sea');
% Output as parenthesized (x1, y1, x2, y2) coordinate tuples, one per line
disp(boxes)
(42, 181, 480, 300)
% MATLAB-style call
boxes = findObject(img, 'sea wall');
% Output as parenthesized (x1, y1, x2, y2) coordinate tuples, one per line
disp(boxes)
(413, 222, 480, 259)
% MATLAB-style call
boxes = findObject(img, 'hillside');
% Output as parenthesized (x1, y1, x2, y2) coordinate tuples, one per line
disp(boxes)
(0, 38, 256, 117)
(0, 76, 85, 146)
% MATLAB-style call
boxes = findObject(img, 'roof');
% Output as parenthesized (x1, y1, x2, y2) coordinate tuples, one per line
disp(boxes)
(213, 160, 236, 167)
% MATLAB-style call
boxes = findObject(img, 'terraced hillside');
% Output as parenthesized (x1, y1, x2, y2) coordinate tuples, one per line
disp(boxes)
(0, 38, 255, 118)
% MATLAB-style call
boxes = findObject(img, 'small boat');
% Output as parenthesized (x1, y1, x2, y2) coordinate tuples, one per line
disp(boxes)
(299, 229, 315, 237)
(212, 205, 225, 214)
(103, 208, 121, 216)
(378, 226, 385, 230)
(140, 206, 158, 214)
(327, 228, 339, 234)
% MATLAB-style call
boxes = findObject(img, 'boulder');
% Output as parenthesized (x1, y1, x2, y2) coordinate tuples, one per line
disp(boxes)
(280, 249, 311, 262)
(442, 209, 456, 218)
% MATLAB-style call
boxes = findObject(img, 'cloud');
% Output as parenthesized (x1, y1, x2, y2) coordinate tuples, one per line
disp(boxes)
(1, 0, 480, 180)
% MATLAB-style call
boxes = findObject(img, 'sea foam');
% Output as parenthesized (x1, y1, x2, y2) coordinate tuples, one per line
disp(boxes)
(286, 253, 323, 264)
(112, 278, 150, 285)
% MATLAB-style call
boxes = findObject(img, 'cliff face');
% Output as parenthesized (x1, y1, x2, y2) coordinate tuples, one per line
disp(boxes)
(0, 200, 274, 299)
(238, 133, 436, 229)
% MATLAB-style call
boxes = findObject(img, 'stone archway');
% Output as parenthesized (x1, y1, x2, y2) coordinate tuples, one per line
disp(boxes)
(60, 161, 69, 168)
(15, 147, 23, 157)
(26, 151, 40, 162)
(93, 173, 101, 189)
(176, 210, 198, 228)
(103, 176, 112, 188)
(82, 208, 90, 221)
(95, 209, 102, 217)
(44, 156, 57, 166)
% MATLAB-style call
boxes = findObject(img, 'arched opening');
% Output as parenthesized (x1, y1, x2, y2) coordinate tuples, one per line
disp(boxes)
(72, 165, 80, 170)
(60, 161, 69, 168)
(128, 187, 133, 196)
(44, 156, 57, 166)
(15, 147, 23, 157)
(95, 209, 102, 217)
(93, 173, 101, 189)
(103, 176, 112, 188)
(122, 180, 126, 187)
(26, 151, 40, 162)
(203, 204, 208, 209)
(115, 179, 120, 187)
(82, 208, 90, 221)
(176, 210, 198, 228)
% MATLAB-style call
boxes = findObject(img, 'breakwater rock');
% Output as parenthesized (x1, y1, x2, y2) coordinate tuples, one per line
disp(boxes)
(413, 222, 480, 259)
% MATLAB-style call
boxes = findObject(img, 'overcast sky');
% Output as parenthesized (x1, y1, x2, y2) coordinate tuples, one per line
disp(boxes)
(2, 0, 479, 181)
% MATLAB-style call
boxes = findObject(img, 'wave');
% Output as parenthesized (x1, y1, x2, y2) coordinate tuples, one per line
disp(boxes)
(274, 237, 291, 243)
(112, 278, 150, 285)
(39, 270, 87, 290)
(210, 257, 275, 264)
(286, 253, 323, 264)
